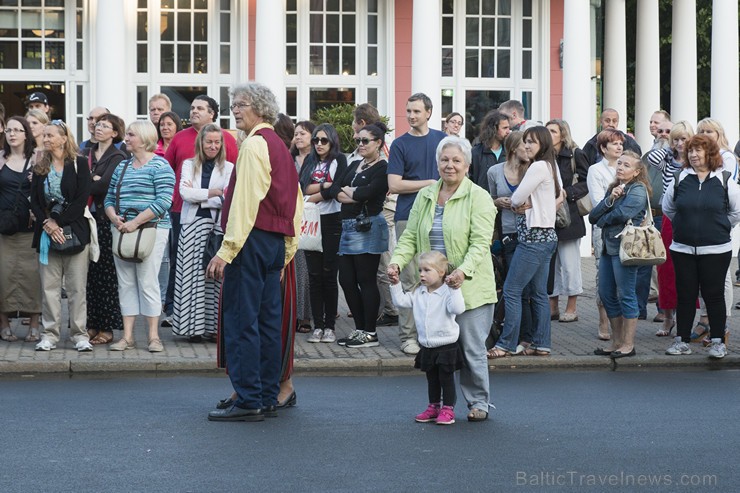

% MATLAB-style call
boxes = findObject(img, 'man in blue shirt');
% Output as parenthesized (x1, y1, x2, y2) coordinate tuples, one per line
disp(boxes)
(387, 93, 446, 355)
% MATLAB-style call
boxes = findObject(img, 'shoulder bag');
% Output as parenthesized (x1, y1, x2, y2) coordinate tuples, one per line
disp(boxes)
(202, 202, 224, 270)
(616, 189, 666, 266)
(110, 160, 159, 263)
(0, 156, 32, 235)
(570, 155, 592, 216)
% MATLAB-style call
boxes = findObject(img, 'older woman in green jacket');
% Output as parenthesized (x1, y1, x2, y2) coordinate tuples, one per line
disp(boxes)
(388, 136, 497, 421)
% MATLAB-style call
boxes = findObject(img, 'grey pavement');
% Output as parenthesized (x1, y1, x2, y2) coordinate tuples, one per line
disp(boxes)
(1, 258, 738, 375)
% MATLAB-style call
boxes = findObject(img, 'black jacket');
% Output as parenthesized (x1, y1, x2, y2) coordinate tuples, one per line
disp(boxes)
(582, 131, 642, 165)
(30, 156, 91, 251)
(555, 146, 589, 241)
(328, 159, 389, 219)
(89, 143, 127, 221)
(469, 143, 506, 193)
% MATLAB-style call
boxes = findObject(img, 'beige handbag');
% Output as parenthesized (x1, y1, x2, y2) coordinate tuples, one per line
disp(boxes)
(570, 155, 592, 216)
(616, 190, 666, 266)
(110, 161, 159, 263)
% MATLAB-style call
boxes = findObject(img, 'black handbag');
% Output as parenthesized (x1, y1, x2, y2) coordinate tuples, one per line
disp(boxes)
(49, 225, 85, 255)
(0, 156, 32, 235)
(201, 208, 224, 269)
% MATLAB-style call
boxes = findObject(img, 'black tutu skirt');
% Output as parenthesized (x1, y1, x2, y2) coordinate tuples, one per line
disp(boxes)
(414, 342, 465, 373)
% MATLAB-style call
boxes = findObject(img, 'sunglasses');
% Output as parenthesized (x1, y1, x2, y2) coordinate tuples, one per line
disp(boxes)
(312, 137, 330, 145)
(50, 119, 67, 131)
(354, 138, 376, 146)
(656, 129, 671, 135)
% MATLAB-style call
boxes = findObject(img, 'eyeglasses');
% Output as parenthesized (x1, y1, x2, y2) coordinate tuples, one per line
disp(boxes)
(354, 138, 376, 146)
(229, 102, 252, 111)
(312, 137, 331, 145)
(95, 122, 113, 130)
(447, 120, 463, 126)
(4, 128, 26, 134)
(50, 119, 67, 131)
(656, 129, 671, 135)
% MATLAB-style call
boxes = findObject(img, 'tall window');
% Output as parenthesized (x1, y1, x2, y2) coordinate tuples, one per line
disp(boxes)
(0, 0, 69, 70)
(286, 0, 385, 120)
(441, 0, 543, 141)
(159, 0, 208, 74)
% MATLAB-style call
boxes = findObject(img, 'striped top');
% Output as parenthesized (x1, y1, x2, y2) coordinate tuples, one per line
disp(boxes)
(429, 204, 446, 255)
(645, 147, 683, 194)
(104, 155, 175, 229)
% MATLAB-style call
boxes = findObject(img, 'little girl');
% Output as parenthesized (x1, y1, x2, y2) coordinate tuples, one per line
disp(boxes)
(390, 251, 466, 425)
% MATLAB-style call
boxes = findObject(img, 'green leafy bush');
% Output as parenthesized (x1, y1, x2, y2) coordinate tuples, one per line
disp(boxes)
(312, 104, 391, 153)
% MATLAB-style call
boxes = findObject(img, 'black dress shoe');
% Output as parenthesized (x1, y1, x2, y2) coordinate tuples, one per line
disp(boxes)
(216, 397, 234, 410)
(208, 405, 264, 422)
(277, 391, 297, 409)
(376, 314, 399, 326)
(593, 347, 613, 356)
(610, 348, 636, 359)
(262, 405, 278, 418)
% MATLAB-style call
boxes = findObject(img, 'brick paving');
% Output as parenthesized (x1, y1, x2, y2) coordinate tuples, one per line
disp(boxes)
(1, 258, 737, 375)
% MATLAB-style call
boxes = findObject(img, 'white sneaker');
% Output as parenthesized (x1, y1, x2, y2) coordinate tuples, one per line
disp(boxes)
(35, 338, 56, 351)
(320, 329, 336, 343)
(665, 340, 692, 355)
(400, 340, 420, 355)
(707, 341, 727, 359)
(75, 340, 94, 352)
(307, 328, 323, 343)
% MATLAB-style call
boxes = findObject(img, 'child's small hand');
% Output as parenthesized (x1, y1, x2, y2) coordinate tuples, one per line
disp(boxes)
(387, 263, 400, 285)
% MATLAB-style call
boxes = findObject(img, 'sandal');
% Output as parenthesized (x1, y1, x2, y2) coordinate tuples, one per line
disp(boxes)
(520, 347, 550, 356)
(690, 321, 710, 342)
(1, 327, 18, 342)
(550, 312, 560, 321)
(296, 322, 312, 334)
(655, 320, 675, 337)
(90, 331, 113, 345)
(24, 327, 40, 343)
(467, 408, 488, 422)
(487, 347, 511, 359)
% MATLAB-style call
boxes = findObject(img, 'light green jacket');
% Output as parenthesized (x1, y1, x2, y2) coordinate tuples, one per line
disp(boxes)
(390, 177, 497, 310)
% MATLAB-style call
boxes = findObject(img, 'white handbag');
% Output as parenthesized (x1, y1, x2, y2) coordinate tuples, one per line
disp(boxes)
(298, 200, 322, 252)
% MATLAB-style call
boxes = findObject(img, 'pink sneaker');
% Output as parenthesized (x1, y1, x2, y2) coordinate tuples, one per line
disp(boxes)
(415, 403, 440, 423)
(436, 405, 455, 425)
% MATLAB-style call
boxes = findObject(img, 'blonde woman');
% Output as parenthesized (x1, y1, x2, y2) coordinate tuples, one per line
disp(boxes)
(25, 109, 49, 152)
(104, 121, 174, 352)
(172, 124, 234, 341)
(29, 120, 93, 352)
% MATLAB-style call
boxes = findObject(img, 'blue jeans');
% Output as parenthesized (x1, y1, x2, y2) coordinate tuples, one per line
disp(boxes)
(599, 253, 639, 319)
(502, 235, 534, 344)
(496, 240, 557, 353)
(635, 265, 652, 318)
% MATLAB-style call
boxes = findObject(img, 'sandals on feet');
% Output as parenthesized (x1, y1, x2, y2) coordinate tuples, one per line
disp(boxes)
(1, 327, 18, 342)
(655, 320, 675, 337)
(487, 347, 511, 359)
(690, 322, 710, 342)
(24, 327, 40, 343)
(90, 331, 113, 345)
(296, 323, 312, 334)
(519, 347, 550, 356)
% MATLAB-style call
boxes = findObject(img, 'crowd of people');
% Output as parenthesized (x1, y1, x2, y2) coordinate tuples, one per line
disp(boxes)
(1, 86, 739, 424)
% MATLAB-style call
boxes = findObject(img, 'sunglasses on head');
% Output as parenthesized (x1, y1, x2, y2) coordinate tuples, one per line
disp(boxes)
(50, 119, 67, 131)
(312, 137, 330, 145)
(354, 138, 376, 146)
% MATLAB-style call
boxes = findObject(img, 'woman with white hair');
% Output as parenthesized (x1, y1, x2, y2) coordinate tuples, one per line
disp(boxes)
(389, 136, 497, 422)
(104, 120, 175, 352)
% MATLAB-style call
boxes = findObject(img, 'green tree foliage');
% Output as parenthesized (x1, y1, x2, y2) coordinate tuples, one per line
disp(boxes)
(312, 104, 391, 153)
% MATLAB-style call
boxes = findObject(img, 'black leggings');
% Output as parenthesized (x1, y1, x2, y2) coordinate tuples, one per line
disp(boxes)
(339, 253, 381, 333)
(671, 250, 731, 342)
(427, 366, 456, 406)
(304, 212, 341, 330)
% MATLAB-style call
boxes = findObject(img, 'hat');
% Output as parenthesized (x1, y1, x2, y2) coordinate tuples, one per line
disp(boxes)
(27, 92, 49, 106)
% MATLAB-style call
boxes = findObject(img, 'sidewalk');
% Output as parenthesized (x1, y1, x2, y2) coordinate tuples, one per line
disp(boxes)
(1, 258, 737, 375)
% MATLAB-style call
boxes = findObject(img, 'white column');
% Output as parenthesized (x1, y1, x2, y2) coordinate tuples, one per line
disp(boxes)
(670, 0, 697, 127)
(93, 0, 127, 117)
(563, 0, 593, 256)
(255, 0, 286, 111)
(411, 0, 442, 130)
(562, 0, 593, 148)
(634, 0, 661, 151)
(710, 0, 739, 144)
(603, 0, 627, 131)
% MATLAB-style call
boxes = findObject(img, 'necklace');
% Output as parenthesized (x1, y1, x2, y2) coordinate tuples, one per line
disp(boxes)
(359, 155, 380, 172)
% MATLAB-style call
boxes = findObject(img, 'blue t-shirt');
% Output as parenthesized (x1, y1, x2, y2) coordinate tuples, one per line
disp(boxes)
(387, 129, 446, 221)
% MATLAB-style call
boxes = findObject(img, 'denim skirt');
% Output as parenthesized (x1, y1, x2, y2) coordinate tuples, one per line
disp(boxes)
(338, 213, 389, 255)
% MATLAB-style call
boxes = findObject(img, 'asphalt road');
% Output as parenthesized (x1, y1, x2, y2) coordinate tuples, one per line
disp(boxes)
(1, 370, 738, 492)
